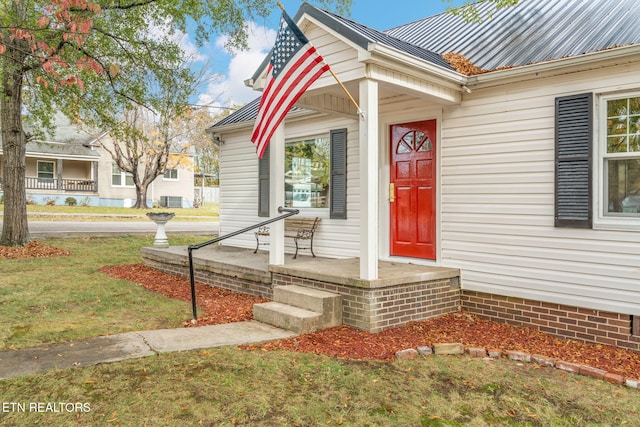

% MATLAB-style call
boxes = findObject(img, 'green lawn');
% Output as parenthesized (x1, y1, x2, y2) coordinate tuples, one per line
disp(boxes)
(0, 235, 206, 350)
(1, 347, 639, 426)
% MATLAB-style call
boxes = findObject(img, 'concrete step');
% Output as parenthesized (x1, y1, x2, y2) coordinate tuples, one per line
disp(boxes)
(273, 285, 342, 329)
(274, 285, 341, 313)
(253, 302, 323, 334)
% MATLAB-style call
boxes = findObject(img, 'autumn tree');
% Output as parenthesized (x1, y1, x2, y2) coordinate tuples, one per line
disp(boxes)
(99, 105, 192, 209)
(0, 0, 352, 246)
(187, 107, 223, 189)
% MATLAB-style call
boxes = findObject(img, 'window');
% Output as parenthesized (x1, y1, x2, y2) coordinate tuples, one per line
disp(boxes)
(603, 94, 640, 217)
(163, 168, 178, 180)
(111, 164, 134, 187)
(555, 92, 640, 229)
(258, 128, 347, 219)
(37, 161, 55, 182)
(285, 137, 329, 208)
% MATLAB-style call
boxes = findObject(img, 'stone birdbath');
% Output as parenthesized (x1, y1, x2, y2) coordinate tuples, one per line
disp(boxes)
(146, 212, 175, 247)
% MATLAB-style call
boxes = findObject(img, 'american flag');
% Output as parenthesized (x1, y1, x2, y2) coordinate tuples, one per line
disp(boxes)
(251, 10, 330, 158)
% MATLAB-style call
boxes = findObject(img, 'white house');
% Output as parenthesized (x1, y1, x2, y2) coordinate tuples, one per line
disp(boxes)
(0, 116, 195, 208)
(207, 0, 640, 349)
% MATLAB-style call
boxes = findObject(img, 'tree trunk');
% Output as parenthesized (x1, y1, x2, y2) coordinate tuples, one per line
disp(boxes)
(0, 46, 29, 246)
(133, 181, 149, 208)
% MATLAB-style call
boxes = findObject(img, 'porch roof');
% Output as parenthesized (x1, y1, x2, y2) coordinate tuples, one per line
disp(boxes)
(25, 140, 99, 160)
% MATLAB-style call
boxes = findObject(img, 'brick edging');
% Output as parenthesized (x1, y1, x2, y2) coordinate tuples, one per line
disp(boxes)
(395, 344, 640, 390)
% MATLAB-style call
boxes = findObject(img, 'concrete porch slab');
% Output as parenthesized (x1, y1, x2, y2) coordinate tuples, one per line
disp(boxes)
(141, 244, 459, 289)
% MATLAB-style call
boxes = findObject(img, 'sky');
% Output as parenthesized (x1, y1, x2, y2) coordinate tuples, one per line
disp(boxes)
(190, 0, 466, 112)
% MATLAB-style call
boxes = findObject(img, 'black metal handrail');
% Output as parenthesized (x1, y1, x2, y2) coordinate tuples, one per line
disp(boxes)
(187, 206, 299, 322)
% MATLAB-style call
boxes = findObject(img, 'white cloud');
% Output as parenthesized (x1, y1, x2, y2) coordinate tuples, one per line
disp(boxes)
(147, 18, 208, 64)
(176, 32, 208, 63)
(197, 21, 276, 110)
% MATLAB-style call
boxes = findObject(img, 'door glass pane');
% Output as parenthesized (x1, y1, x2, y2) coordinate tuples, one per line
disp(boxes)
(417, 137, 433, 152)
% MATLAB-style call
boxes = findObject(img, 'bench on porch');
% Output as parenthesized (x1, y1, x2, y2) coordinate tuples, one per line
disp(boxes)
(254, 217, 321, 259)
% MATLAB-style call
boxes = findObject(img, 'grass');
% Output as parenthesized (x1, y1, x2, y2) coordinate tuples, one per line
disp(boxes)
(0, 235, 207, 350)
(1, 347, 639, 426)
(0, 203, 219, 221)
(1, 236, 639, 425)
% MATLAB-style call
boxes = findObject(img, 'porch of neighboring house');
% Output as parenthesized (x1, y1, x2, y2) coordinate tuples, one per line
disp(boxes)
(25, 157, 97, 192)
(24, 176, 97, 193)
(141, 244, 461, 333)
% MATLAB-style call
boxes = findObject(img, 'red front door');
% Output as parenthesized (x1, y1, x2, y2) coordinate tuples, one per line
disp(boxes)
(390, 120, 436, 259)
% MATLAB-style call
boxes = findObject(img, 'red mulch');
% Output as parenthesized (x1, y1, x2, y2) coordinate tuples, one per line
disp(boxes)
(99, 263, 269, 326)
(100, 263, 640, 380)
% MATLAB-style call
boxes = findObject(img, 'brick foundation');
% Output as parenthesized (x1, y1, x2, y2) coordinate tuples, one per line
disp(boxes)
(273, 273, 460, 332)
(462, 291, 640, 351)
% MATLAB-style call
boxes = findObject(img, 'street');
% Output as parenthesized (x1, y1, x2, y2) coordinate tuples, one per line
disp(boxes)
(0, 220, 219, 239)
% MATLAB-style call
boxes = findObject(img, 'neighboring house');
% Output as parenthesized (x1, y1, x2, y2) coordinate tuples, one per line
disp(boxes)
(208, 0, 640, 349)
(0, 116, 195, 208)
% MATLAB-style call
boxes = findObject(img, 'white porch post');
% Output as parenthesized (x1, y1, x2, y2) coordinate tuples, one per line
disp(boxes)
(269, 124, 286, 266)
(359, 79, 379, 280)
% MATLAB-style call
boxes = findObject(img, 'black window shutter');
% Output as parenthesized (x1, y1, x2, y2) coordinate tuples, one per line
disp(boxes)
(258, 145, 270, 217)
(555, 93, 593, 228)
(330, 128, 347, 219)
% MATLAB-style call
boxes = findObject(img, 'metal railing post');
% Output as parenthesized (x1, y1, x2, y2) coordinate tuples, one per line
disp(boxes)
(187, 207, 299, 323)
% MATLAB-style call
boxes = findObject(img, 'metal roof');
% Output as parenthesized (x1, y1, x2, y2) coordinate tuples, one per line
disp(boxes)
(209, 97, 261, 129)
(385, 0, 640, 70)
(209, 97, 306, 131)
(299, 5, 454, 71)
(213, 0, 640, 128)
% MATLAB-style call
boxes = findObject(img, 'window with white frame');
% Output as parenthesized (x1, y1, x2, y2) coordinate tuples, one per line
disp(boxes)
(602, 93, 640, 218)
(37, 161, 55, 182)
(111, 164, 134, 187)
(258, 128, 347, 219)
(284, 137, 329, 209)
(163, 168, 178, 180)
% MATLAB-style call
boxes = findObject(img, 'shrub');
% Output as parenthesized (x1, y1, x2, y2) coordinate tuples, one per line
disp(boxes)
(65, 197, 77, 206)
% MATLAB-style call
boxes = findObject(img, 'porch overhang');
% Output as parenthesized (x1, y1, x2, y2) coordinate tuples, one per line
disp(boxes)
(361, 42, 466, 105)
(24, 151, 99, 162)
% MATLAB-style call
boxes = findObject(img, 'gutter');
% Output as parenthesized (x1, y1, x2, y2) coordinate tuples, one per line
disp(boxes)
(467, 44, 640, 87)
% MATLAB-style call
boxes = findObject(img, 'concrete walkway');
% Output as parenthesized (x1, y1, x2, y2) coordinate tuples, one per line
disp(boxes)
(0, 322, 297, 380)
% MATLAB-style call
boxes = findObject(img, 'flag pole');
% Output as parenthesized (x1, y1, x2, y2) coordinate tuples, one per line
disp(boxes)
(276, 2, 364, 118)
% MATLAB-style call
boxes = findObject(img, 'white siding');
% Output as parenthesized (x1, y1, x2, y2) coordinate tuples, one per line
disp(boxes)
(219, 115, 361, 258)
(440, 62, 640, 315)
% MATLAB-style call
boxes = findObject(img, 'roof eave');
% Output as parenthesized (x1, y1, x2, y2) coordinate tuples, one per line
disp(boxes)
(209, 108, 322, 134)
(468, 44, 640, 86)
(364, 42, 467, 87)
(24, 151, 99, 161)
